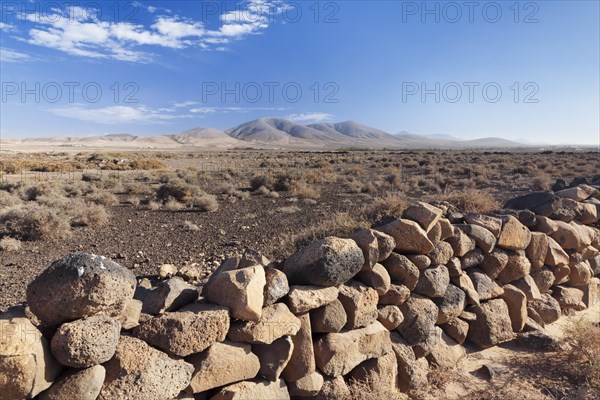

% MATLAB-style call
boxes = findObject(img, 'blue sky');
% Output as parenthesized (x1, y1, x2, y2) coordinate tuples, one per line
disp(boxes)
(0, 0, 598, 144)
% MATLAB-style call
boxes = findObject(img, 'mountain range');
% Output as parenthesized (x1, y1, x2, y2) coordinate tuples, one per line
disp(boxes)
(1, 118, 532, 151)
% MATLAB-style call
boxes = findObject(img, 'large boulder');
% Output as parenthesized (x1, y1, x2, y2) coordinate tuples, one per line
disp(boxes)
(446, 228, 476, 257)
(357, 263, 391, 295)
(51, 315, 121, 368)
(346, 352, 398, 393)
(0, 312, 62, 399)
(136, 277, 198, 315)
(348, 229, 379, 270)
(555, 185, 598, 201)
(452, 273, 480, 306)
(381, 253, 420, 290)
(434, 284, 466, 324)
(378, 284, 411, 306)
(531, 267, 555, 293)
(441, 318, 469, 345)
(464, 214, 503, 237)
(426, 333, 466, 368)
(468, 269, 504, 301)
(528, 294, 561, 324)
(314, 321, 391, 377)
(204, 265, 266, 322)
(286, 286, 339, 314)
(512, 275, 542, 301)
(99, 336, 193, 400)
(26, 253, 136, 326)
(455, 224, 496, 253)
(390, 332, 429, 391)
(133, 303, 229, 357)
(497, 250, 531, 284)
(403, 202, 443, 232)
(373, 230, 396, 261)
(397, 294, 438, 346)
(310, 299, 347, 333)
(40, 365, 105, 400)
(545, 236, 570, 266)
(497, 216, 532, 251)
(550, 221, 584, 250)
(211, 379, 290, 400)
(186, 341, 260, 393)
(376, 218, 435, 254)
(480, 248, 509, 279)
(263, 267, 289, 306)
(501, 285, 527, 332)
(283, 237, 365, 286)
(414, 265, 450, 298)
(377, 305, 404, 330)
(338, 280, 379, 329)
(551, 286, 585, 311)
(466, 300, 515, 349)
(428, 241, 454, 265)
(228, 304, 301, 345)
(288, 371, 324, 397)
(281, 313, 316, 382)
(504, 192, 560, 217)
(526, 232, 549, 269)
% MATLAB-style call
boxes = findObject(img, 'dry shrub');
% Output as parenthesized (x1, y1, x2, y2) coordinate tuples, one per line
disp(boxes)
(436, 189, 500, 213)
(87, 191, 119, 206)
(71, 203, 109, 227)
(192, 194, 219, 212)
(291, 182, 320, 200)
(0, 237, 22, 252)
(127, 196, 140, 206)
(363, 192, 408, 222)
(125, 182, 154, 196)
(148, 200, 162, 210)
(250, 174, 274, 191)
(156, 179, 198, 203)
(255, 185, 280, 198)
(0, 204, 71, 240)
(164, 198, 185, 211)
(0, 191, 23, 207)
(563, 317, 600, 388)
(532, 174, 552, 191)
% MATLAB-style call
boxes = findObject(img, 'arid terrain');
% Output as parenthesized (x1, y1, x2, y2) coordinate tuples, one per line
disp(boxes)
(1, 148, 599, 399)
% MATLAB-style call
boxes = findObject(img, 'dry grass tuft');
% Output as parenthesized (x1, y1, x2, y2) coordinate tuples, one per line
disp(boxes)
(434, 188, 500, 213)
(0, 237, 22, 252)
(0, 204, 71, 241)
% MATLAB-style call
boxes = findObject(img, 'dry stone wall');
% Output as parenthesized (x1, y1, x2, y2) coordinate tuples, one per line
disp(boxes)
(2, 182, 600, 399)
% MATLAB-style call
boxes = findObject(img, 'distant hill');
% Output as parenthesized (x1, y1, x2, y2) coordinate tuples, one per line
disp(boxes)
(1, 118, 531, 151)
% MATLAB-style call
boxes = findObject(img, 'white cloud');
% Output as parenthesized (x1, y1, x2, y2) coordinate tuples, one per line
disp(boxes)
(16, 1, 290, 62)
(287, 112, 333, 122)
(0, 22, 17, 32)
(0, 47, 32, 62)
(190, 106, 287, 114)
(48, 105, 193, 124)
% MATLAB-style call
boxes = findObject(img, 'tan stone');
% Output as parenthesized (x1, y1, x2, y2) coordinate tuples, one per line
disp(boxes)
(357, 263, 391, 295)
(0, 313, 62, 399)
(480, 248, 509, 280)
(408, 254, 432, 270)
(452, 273, 480, 306)
(347, 352, 398, 393)
(535, 215, 559, 235)
(211, 379, 290, 400)
(263, 267, 289, 306)
(373, 230, 396, 261)
(426, 333, 466, 368)
(134, 303, 229, 357)
(456, 224, 496, 253)
(118, 299, 142, 330)
(552, 286, 585, 310)
(434, 284, 467, 324)
(381, 253, 419, 290)
(348, 228, 379, 270)
(466, 300, 515, 349)
(468, 269, 504, 301)
(254, 336, 293, 381)
(376, 218, 435, 254)
(531, 267, 555, 293)
(137, 276, 198, 315)
(99, 336, 193, 400)
(551, 221, 583, 250)
(528, 294, 561, 324)
(51, 315, 120, 368)
(526, 232, 549, 269)
(288, 371, 324, 397)
(310, 299, 347, 333)
(545, 236, 569, 266)
(415, 265, 450, 298)
(286, 286, 339, 314)
(228, 303, 301, 345)
(377, 305, 404, 330)
(314, 376, 351, 400)
(403, 201, 443, 232)
(512, 275, 542, 301)
(428, 241, 454, 265)
(338, 280, 379, 329)
(158, 263, 177, 279)
(569, 261, 592, 285)
(441, 318, 469, 345)
(497, 250, 531, 284)
(378, 284, 411, 306)
(497, 216, 532, 251)
(464, 214, 503, 237)
(427, 221, 442, 244)
(314, 321, 391, 377)
(501, 285, 527, 332)
(40, 365, 105, 400)
(390, 332, 428, 391)
(555, 184, 598, 201)
(281, 313, 315, 382)
(204, 265, 266, 322)
(397, 295, 438, 346)
(438, 218, 455, 240)
(186, 341, 260, 393)
(446, 228, 476, 257)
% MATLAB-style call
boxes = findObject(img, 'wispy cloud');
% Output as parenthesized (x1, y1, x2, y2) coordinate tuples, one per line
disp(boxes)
(0, 22, 17, 32)
(190, 106, 287, 114)
(48, 105, 194, 124)
(14, 1, 290, 62)
(287, 112, 333, 122)
(0, 47, 32, 62)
